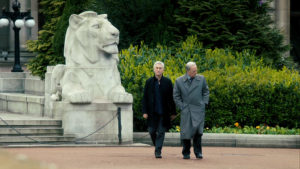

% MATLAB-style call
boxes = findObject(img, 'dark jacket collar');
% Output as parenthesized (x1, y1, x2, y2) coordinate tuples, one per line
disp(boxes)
(153, 74, 164, 81)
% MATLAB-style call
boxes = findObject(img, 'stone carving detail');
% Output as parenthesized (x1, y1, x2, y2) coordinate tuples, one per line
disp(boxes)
(50, 11, 132, 103)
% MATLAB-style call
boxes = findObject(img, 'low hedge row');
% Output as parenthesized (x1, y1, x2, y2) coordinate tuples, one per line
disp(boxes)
(119, 36, 300, 131)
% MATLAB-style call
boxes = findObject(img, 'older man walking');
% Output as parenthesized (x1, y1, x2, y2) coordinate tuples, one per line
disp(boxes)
(173, 62, 209, 159)
(142, 61, 177, 158)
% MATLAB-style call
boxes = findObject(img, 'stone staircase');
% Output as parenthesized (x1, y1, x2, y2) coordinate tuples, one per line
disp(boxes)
(0, 118, 75, 145)
(0, 72, 76, 145)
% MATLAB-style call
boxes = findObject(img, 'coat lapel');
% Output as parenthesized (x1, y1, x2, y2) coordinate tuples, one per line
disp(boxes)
(182, 74, 190, 92)
(188, 75, 201, 94)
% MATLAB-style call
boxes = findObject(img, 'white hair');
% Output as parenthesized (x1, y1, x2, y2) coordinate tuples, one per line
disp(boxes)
(153, 61, 164, 69)
(185, 62, 197, 71)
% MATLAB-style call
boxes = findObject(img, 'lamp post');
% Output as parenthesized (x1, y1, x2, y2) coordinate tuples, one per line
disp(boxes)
(0, 0, 35, 72)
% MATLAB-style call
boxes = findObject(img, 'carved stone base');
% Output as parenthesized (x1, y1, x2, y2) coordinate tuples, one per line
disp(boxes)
(50, 100, 133, 144)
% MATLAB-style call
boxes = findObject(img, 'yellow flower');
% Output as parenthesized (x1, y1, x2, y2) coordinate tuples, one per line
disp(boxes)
(256, 126, 260, 129)
(234, 122, 239, 127)
(266, 126, 270, 130)
(176, 126, 180, 132)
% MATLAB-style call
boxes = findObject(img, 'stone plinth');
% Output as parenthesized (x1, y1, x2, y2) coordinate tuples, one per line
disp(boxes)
(50, 100, 133, 144)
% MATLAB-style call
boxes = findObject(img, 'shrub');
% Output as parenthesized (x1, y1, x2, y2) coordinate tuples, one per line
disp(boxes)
(26, 0, 66, 79)
(119, 36, 300, 131)
(204, 66, 300, 128)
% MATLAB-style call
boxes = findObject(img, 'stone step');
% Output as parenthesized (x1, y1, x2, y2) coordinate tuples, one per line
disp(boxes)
(0, 128, 63, 136)
(0, 135, 75, 144)
(0, 120, 62, 127)
(0, 117, 76, 144)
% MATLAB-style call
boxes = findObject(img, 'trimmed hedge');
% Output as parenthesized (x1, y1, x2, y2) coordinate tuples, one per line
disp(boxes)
(119, 36, 300, 131)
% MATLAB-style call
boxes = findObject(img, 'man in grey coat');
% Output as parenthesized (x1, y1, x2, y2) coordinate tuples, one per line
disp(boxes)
(173, 62, 209, 159)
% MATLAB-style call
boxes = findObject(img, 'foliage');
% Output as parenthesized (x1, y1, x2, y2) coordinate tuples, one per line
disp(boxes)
(170, 124, 300, 135)
(26, 0, 94, 79)
(52, 0, 94, 58)
(205, 125, 300, 135)
(119, 36, 300, 131)
(92, 0, 177, 49)
(27, 0, 291, 79)
(169, 125, 181, 132)
(173, 0, 289, 68)
(26, 0, 66, 79)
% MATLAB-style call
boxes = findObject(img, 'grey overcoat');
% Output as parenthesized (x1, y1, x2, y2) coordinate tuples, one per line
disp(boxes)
(173, 74, 209, 139)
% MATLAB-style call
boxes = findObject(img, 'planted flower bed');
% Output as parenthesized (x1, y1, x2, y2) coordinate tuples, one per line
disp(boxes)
(169, 123, 300, 135)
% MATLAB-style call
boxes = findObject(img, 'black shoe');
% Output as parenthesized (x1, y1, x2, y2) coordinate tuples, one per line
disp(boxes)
(183, 154, 190, 159)
(155, 153, 162, 158)
(195, 153, 203, 159)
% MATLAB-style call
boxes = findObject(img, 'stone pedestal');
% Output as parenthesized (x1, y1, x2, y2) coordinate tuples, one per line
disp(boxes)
(50, 100, 133, 144)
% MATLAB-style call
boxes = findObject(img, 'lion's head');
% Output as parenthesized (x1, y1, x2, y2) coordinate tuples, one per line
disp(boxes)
(64, 11, 120, 66)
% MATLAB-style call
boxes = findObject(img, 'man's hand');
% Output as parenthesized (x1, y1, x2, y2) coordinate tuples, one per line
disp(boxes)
(170, 115, 177, 121)
(143, 114, 148, 119)
(205, 103, 209, 109)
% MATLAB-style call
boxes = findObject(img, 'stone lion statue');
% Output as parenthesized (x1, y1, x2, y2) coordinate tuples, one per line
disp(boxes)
(50, 11, 132, 104)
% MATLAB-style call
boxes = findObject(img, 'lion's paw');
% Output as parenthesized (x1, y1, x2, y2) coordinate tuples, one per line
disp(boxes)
(50, 93, 61, 101)
(109, 92, 133, 103)
(68, 91, 92, 104)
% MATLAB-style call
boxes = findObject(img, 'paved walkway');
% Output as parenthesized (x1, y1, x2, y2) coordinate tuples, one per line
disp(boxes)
(3, 146, 299, 169)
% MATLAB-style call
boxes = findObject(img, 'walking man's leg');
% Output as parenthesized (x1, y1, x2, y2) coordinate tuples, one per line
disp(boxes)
(182, 139, 191, 159)
(154, 115, 165, 158)
(148, 127, 156, 146)
(193, 133, 203, 159)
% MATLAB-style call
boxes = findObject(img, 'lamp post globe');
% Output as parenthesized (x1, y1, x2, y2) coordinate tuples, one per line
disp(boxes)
(15, 19, 24, 28)
(25, 18, 35, 27)
(0, 18, 9, 27)
(0, 0, 35, 72)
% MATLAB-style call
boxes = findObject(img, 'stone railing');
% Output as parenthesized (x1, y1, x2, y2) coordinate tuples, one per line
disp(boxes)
(0, 72, 45, 117)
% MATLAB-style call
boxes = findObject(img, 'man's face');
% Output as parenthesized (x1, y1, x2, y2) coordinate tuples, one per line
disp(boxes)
(187, 65, 197, 78)
(154, 64, 164, 77)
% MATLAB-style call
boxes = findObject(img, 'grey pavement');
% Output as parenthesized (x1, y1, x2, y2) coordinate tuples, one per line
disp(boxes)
(3, 146, 300, 169)
(0, 111, 299, 148)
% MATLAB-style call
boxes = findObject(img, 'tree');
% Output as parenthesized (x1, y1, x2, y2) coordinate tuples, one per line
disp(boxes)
(93, 0, 177, 49)
(173, 0, 289, 68)
(26, 0, 93, 78)
(52, 0, 93, 58)
(26, 0, 66, 79)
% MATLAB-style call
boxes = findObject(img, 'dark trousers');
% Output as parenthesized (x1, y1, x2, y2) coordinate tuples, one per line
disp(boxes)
(148, 115, 166, 154)
(182, 132, 202, 156)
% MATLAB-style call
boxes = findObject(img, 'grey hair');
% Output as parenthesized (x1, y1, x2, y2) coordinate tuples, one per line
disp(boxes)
(153, 61, 165, 69)
(185, 62, 197, 71)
